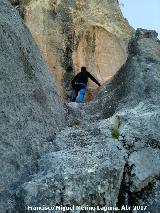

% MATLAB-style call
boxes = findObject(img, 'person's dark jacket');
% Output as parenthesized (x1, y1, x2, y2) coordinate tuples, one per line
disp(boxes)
(72, 70, 101, 88)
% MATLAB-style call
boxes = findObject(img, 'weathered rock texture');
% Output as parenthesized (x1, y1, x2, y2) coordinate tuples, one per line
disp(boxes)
(2, 1, 160, 213)
(128, 148, 160, 192)
(16, 124, 127, 212)
(15, 0, 133, 100)
(13, 29, 160, 213)
(0, 0, 66, 212)
(82, 29, 160, 121)
(80, 29, 160, 212)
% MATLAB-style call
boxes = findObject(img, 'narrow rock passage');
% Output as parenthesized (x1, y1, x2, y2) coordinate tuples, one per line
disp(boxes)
(1, 1, 160, 212)
(14, 29, 160, 213)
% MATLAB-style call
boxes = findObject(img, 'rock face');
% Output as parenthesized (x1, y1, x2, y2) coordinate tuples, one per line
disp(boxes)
(128, 148, 160, 192)
(0, 0, 66, 212)
(80, 29, 160, 212)
(12, 29, 160, 213)
(16, 124, 127, 212)
(1, 1, 160, 212)
(15, 0, 133, 100)
(82, 29, 160, 121)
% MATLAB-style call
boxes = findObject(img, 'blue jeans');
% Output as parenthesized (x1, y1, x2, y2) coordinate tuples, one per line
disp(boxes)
(71, 83, 87, 103)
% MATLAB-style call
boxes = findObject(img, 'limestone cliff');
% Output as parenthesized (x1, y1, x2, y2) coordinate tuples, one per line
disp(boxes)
(2, 1, 160, 213)
(14, 0, 134, 100)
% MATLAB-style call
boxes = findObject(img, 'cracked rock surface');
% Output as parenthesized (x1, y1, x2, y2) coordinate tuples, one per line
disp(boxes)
(0, 0, 66, 212)
(14, 30, 160, 213)
(0, 1, 160, 212)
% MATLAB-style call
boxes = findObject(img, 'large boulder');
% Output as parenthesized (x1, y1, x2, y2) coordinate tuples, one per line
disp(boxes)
(0, 0, 66, 211)
(77, 29, 160, 212)
(15, 122, 127, 212)
(82, 29, 160, 120)
(16, 0, 134, 100)
(128, 148, 160, 192)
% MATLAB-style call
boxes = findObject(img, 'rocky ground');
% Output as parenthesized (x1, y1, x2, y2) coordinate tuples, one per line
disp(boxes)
(0, 1, 160, 213)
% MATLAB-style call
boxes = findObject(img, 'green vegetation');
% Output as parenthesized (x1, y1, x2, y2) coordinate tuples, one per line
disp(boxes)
(111, 128, 120, 140)
(68, 120, 80, 127)
(111, 115, 121, 140)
